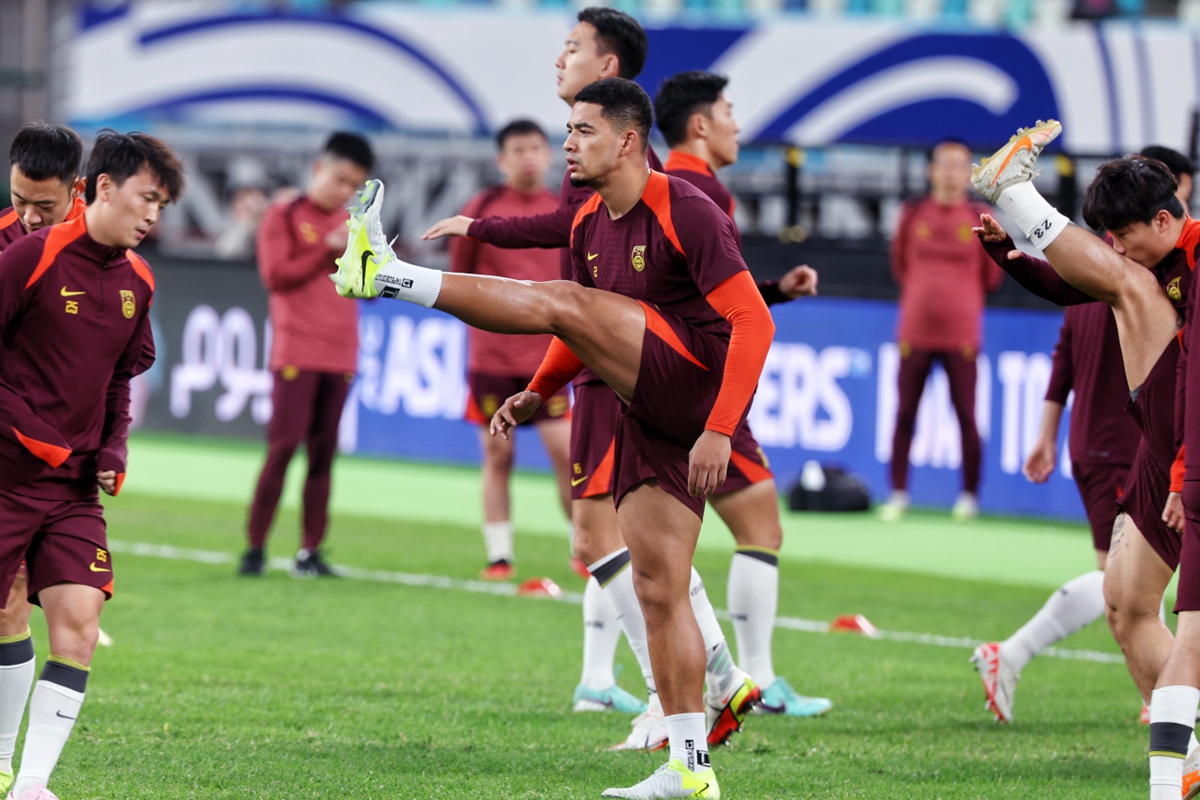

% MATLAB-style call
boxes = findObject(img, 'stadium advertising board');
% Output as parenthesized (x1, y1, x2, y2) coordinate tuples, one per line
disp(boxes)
(138, 261, 1083, 520)
(71, 2, 1193, 153)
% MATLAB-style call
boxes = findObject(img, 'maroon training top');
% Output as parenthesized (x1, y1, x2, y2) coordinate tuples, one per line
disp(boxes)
(450, 184, 561, 376)
(0, 197, 87, 253)
(1045, 303, 1139, 465)
(0, 212, 155, 499)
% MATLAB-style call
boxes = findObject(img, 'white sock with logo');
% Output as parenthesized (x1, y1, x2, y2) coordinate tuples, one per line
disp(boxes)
(481, 521, 513, 565)
(591, 550, 656, 697)
(13, 658, 88, 796)
(727, 550, 779, 688)
(1149, 685, 1200, 799)
(0, 630, 35, 774)
(690, 569, 737, 697)
(999, 570, 1105, 672)
(995, 181, 1070, 249)
(373, 259, 443, 307)
(580, 577, 618, 692)
(665, 712, 710, 773)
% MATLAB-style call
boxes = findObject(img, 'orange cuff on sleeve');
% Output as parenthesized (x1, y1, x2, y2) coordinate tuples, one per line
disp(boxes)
(12, 427, 71, 468)
(527, 337, 584, 400)
(1171, 445, 1186, 494)
(112, 473, 126, 496)
(703, 272, 775, 436)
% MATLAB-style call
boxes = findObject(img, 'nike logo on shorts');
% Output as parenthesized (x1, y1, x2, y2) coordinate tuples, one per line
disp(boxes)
(89, 563, 111, 573)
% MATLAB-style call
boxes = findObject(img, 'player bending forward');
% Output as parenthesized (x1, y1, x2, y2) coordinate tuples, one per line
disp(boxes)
(336, 78, 767, 798)
(0, 130, 182, 799)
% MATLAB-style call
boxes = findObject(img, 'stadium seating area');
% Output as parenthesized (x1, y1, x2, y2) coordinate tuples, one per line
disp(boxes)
(274, 0, 1192, 28)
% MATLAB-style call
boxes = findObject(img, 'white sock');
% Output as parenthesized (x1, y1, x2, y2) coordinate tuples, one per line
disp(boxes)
(995, 181, 1070, 249)
(665, 712, 710, 773)
(727, 550, 779, 688)
(580, 577, 618, 691)
(481, 521, 513, 565)
(13, 660, 89, 796)
(1149, 685, 1200, 799)
(591, 550, 656, 696)
(999, 570, 1105, 673)
(690, 569, 737, 697)
(373, 258, 443, 307)
(0, 633, 35, 773)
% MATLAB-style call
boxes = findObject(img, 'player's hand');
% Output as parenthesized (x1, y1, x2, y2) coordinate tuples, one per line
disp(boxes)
(973, 213, 1010, 243)
(779, 265, 818, 298)
(688, 430, 731, 497)
(1163, 492, 1186, 534)
(422, 216, 474, 241)
(1021, 438, 1057, 484)
(325, 224, 349, 252)
(491, 391, 543, 440)
(97, 470, 118, 496)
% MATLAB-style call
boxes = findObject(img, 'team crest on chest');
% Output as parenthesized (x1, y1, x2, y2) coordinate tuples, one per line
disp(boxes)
(120, 289, 136, 319)
(631, 245, 646, 272)
(1168, 276, 1183, 302)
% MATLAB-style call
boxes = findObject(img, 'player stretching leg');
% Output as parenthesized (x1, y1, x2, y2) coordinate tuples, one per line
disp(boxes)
(653, 70, 830, 718)
(971, 148, 1194, 724)
(340, 79, 768, 799)
(971, 126, 1200, 794)
(0, 131, 182, 800)
(0, 124, 88, 797)
(423, 11, 761, 750)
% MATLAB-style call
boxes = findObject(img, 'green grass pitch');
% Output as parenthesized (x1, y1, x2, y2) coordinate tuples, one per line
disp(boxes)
(24, 437, 1159, 798)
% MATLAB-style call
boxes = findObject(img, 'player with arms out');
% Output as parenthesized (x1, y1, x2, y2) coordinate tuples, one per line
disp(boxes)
(336, 78, 772, 799)
(0, 129, 183, 800)
(652, 69, 830, 718)
(0, 122, 88, 797)
(969, 124, 1200, 796)
(451, 119, 579, 585)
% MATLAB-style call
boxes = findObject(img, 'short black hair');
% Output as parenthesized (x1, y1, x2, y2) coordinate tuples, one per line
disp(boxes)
(9, 122, 83, 184)
(1082, 155, 1183, 232)
(577, 7, 647, 81)
(654, 71, 728, 148)
(323, 131, 374, 171)
(495, 119, 547, 151)
(1140, 145, 1196, 180)
(84, 129, 185, 205)
(575, 78, 654, 153)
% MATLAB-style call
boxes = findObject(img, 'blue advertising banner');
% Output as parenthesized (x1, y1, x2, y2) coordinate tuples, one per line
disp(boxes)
(349, 296, 1088, 522)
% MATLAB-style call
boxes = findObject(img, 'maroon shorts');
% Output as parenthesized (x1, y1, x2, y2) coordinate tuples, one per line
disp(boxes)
(1118, 440, 1180, 570)
(568, 382, 622, 500)
(713, 423, 774, 495)
(1176, 480, 1200, 612)
(1072, 461, 1129, 552)
(464, 372, 571, 426)
(1126, 339, 1179, 471)
(614, 304, 744, 518)
(0, 489, 113, 606)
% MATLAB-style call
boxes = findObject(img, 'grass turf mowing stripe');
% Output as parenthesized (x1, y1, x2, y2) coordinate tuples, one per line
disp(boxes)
(107, 539, 1125, 666)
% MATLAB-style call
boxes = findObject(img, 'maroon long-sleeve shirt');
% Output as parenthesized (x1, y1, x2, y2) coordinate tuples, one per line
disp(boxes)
(892, 197, 1003, 352)
(0, 212, 156, 499)
(1044, 303, 1139, 465)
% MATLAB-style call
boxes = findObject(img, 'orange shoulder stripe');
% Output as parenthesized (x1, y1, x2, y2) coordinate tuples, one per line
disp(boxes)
(23, 214, 86, 289)
(1180, 217, 1200, 270)
(570, 192, 604, 248)
(641, 172, 685, 256)
(0, 210, 16, 230)
(126, 250, 155, 292)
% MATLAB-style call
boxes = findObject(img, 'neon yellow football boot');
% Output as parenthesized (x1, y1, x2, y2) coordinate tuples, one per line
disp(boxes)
(602, 759, 719, 799)
(331, 178, 392, 299)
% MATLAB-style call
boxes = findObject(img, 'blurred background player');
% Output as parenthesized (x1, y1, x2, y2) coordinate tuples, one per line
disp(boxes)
(653, 70, 832, 718)
(879, 139, 1003, 523)
(240, 132, 374, 578)
(1, 123, 85, 251)
(0, 121, 85, 796)
(449, 119, 575, 581)
(0, 129, 181, 800)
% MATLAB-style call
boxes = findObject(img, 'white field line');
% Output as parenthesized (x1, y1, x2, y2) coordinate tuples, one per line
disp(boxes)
(108, 540, 1126, 666)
